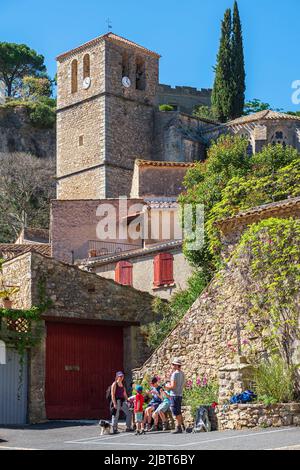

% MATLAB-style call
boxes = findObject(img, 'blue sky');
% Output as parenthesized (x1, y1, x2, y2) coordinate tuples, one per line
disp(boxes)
(1, 0, 300, 111)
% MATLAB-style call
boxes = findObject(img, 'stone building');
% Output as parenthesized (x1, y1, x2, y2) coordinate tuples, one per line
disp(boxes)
(156, 84, 212, 114)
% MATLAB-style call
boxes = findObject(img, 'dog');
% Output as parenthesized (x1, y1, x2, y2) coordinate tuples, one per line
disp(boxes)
(99, 420, 112, 435)
(193, 407, 211, 433)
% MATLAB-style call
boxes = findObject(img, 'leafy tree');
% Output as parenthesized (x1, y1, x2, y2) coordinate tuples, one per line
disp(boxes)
(159, 104, 175, 112)
(211, 9, 234, 122)
(0, 42, 46, 97)
(231, 1, 246, 118)
(0, 152, 55, 242)
(193, 105, 217, 121)
(243, 99, 271, 115)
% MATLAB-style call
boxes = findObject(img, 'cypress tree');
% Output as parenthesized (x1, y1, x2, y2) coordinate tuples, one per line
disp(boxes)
(211, 9, 234, 123)
(232, 1, 246, 118)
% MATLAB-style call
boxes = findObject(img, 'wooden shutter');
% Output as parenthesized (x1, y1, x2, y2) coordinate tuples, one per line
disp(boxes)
(115, 261, 133, 286)
(153, 253, 174, 287)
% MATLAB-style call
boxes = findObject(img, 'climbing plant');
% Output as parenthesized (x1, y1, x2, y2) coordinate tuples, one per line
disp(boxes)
(232, 218, 300, 365)
(0, 278, 52, 392)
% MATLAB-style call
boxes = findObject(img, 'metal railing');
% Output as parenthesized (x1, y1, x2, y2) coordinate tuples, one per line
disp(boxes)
(88, 240, 142, 258)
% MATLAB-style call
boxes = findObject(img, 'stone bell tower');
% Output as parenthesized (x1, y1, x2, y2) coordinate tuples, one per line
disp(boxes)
(56, 33, 160, 200)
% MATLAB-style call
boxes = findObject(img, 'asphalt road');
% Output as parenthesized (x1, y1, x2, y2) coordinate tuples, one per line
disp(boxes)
(0, 422, 300, 450)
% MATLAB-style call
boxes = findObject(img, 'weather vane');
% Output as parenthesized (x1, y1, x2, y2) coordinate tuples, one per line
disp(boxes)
(106, 18, 112, 32)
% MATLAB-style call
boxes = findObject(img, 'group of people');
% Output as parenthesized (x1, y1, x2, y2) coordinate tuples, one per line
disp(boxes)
(109, 358, 185, 435)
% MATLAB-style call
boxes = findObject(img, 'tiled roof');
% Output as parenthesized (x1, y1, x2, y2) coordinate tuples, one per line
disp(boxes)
(0, 244, 51, 259)
(78, 240, 183, 267)
(145, 198, 179, 210)
(57, 32, 161, 61)
(136, 160, 195, 168)
(227, 110, 300, 126)
(216, 197, 300, 226)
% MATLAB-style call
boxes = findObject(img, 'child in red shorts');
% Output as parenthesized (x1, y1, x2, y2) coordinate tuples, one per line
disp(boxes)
(134, 385, 145, 435)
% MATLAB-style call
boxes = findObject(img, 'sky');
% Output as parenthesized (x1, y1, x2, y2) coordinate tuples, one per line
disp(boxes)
(1, 0, 300, 111)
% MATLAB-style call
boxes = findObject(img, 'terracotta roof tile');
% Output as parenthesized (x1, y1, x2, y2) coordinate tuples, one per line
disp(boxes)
(216, 197, 300, 226)
(57, 32, 161, 61)
(227, 110, 300, 126)
(0, 244, 51, 259)
(136, 160, 195, 168)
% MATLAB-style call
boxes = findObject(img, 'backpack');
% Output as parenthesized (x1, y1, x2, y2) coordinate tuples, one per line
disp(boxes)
(193, 406, 211, 433)
(230, 390, 257, 405)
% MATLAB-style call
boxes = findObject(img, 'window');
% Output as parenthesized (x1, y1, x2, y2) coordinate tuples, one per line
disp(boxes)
(153, 253, 174, 287)
(136, 57, 146, 91)
(71, 59, 78, 93)
(115, 261, 133, 286)
(83, 54, 90, 79)
(79, 135, 84, 146)
(271, 129, 288, 146)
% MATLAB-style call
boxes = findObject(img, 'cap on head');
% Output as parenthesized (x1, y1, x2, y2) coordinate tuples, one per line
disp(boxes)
(136, 385, 143, 393)
(116, 371, 124, 378)
(172, 358, 182, 366)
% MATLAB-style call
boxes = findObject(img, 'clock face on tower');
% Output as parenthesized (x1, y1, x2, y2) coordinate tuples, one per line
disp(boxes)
(122, 76, 131, 88)
(83, 77, 91, 90)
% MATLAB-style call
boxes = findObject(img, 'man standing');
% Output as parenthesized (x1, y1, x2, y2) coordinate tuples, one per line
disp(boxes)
(166, 358, 185, 434)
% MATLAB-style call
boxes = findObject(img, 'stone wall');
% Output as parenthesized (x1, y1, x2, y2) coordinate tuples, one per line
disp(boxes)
(156, 84, 212, 115)
(0, 106, 55, 159)
(216, 404, 300, 430)
(152, 111, 208, 163)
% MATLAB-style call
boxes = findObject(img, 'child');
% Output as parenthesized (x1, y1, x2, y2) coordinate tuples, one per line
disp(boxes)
(134, 385, 145, 435)
(152, 382, 171, 432)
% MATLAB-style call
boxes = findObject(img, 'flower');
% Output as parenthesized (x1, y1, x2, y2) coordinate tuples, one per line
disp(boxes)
(196, 378, 202, 386)
(202, 377, 208, 386)
(242, 339, 250, 346)
(186, 380, 193, 389)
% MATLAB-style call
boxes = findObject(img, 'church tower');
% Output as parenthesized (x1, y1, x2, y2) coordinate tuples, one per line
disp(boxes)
(56, 33, 160, 199)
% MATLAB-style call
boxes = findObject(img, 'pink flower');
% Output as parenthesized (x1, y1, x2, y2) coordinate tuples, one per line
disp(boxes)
(196, 378, 202, 386)
(186, 380, 193, 389)
(202, 377, 208, 386)
(242, 339, 250, 346)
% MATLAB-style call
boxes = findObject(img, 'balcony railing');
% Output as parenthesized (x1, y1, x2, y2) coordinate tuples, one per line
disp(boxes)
(87, 240, 142, 258)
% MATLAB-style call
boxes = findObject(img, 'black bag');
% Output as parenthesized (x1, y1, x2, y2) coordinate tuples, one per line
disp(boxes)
(193, 406, 211, 433)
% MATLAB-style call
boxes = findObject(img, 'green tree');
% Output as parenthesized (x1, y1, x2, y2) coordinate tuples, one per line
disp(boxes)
(193, 105, 217, 121)
(0, 43, 46, 97)
(211, 9, 234, 122)
(243, 98, 271, 115)
(231, 1, 246, 118)
(22, 76, 52, 101)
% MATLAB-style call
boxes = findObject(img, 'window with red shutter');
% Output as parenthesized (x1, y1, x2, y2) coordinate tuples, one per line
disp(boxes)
(153, 253, 174, 287)
(115, 261, 133, 286)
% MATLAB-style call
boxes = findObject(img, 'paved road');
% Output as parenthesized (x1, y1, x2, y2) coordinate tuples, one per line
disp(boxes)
(0, 422, 300, 450)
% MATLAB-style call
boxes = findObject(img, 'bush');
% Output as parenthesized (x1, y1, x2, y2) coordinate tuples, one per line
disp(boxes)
(254, 357, 295, 404)
(159, 104, 175, 112)
(183, 378, 219, 416)
(29, 101, 56, 129)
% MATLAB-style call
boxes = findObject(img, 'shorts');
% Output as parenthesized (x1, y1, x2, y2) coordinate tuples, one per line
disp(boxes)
(170, 396, 182, 417)
(147, 402, 160, 412)
(153, 401, 170, 415)
(135, 412, 144, 423)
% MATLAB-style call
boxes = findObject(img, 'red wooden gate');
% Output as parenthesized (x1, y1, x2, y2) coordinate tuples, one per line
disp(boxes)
(45, 322, 124, 420)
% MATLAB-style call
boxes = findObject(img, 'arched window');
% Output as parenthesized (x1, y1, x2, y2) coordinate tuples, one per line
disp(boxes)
(136, 57, 146, 91)
(153, 253, 174, 287)
(71, 59, 78, 94)
(83, 54, 90, 79)
(270, 130, 288, 147)
(115, 261, 133, 286)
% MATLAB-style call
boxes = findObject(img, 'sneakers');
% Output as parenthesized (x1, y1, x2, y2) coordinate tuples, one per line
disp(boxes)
(162, 422, 168, 432)
(171, 426, 183, 434)
(135, 429, 146, 436)
(145, 423, 151, 432)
